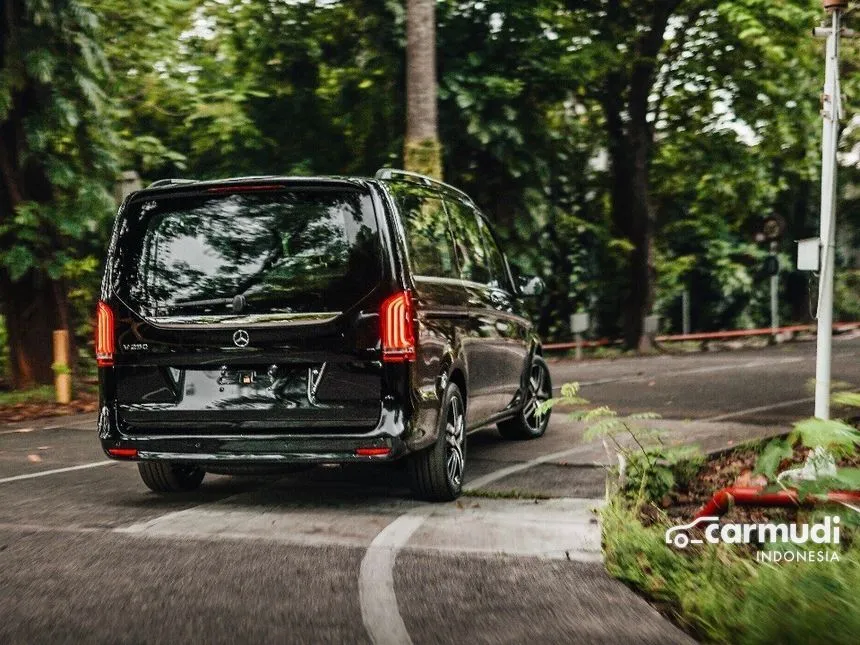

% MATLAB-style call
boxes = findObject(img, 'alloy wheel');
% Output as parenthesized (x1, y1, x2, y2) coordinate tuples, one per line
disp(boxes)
(445, 396, 465, 487)
(523, 361, 551, 432)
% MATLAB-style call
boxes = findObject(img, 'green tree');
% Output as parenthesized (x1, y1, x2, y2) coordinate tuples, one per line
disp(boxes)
(76, 0, 840, 354)
(0, 0, 116, 387)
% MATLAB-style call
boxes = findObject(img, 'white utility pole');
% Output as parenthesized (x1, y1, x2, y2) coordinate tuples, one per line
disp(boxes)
(814, 2, 846, 420)
(770, 273, 780, 334)
(769, 241, 780, 337)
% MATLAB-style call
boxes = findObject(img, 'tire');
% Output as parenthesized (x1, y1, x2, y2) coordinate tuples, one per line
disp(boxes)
(138, 461, 205, 493)
(408, 382, 466, 502)
(498, 355, 552, 440)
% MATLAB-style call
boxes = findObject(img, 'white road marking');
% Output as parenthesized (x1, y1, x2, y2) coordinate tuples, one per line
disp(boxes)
(357, 451, 604, 645)
(0, 419, 95, 435)
(700, 397, 815, 422)
(465, 446, 600, 490)
(0, 522, 104, 534)
(359, 512, 429, 645)
(42, 421, 96, 430)
(0, 427, 34, 436)
(0, 460, 115, 484)
(554, 356, 806, 390)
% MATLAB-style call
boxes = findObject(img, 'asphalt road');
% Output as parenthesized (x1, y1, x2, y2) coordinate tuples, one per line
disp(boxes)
(0, 336, 857, 644)
(550, 334, 860, 425)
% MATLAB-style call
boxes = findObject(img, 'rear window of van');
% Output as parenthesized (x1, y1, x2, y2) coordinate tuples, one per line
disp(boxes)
(110, 188, 381, 323)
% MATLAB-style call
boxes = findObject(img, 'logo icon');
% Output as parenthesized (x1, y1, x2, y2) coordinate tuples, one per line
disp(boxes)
(665, 517, 719, 549)
(232, 329, 250, 348)
(665, 515, 841, 550)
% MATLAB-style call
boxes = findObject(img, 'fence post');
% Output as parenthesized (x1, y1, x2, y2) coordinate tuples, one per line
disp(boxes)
(570, 312, 590, 362)
(681, 289, 691, 336)
(53, 329, 71, 404)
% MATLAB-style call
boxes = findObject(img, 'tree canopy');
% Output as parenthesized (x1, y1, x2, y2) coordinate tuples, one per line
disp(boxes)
(0, 0, 858, 384)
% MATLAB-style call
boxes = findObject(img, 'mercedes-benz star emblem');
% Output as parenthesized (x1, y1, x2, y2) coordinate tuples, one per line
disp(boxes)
(232, 329, 250, 348)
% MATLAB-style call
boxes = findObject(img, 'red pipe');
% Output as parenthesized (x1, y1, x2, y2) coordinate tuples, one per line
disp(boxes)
(694, 486, 860, 521)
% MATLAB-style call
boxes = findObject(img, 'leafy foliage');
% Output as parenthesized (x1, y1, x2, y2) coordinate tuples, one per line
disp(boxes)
(541, 382, 701, 504)
(791, 417, 860, 456)
(756, 392, 860, 490)
(603, 499, 860, 645)
(0, 0, 116, 279)
(0, 0, 118, 385)
(1, 0, 857, 382)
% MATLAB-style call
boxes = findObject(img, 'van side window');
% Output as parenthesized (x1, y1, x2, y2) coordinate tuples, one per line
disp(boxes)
(475, 214, 512, 292)
(445, 198, 492, 285)
(393, 188, 459, 279)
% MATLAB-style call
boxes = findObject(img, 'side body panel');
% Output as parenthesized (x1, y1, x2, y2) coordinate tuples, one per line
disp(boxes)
(378, 182, 470, 452)
(442, 197, 533, 429)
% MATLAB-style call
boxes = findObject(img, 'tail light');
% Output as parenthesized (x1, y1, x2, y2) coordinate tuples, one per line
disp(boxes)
(107, 447, 138, 459)
(380, 290, 416, 363)
(355, 447, 392, 457)
(95, 301, 115, 367)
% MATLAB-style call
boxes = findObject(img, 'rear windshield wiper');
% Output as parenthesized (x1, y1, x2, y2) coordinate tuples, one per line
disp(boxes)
(165, 297, 233, 310)
(162, 294, 252, 313)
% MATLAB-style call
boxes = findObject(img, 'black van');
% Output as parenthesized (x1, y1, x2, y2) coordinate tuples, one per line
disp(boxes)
(97, 169, 552, 501)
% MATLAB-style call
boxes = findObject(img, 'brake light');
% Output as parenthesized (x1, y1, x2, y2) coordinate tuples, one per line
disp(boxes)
(356, 447, 392, 457)
(206, 185, 281, 193)
(107, 447, 138, 459)
(95, 301, 115, 367)
(380, 291, 416, 363)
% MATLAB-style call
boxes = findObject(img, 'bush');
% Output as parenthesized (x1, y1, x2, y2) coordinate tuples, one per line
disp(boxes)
(602, 499, 860, 644)
(0, 315, 7, 383)
(834, 270, 860, 320)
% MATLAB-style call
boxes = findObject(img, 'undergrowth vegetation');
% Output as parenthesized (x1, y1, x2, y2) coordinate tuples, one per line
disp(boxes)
(544, 381, 860, 644)
(603, 500, 860, 645)
(539, 383, 702, 505)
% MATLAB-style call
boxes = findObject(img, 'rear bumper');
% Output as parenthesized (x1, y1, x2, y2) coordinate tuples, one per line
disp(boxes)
(98, 402, 410, 465)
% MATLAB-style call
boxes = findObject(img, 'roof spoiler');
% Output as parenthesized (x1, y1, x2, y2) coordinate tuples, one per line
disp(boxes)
(146, 178, 198, 189)
(374, 168, 474, 205)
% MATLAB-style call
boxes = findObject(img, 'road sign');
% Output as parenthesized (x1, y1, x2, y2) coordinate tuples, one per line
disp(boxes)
(797, 238, 821, 271)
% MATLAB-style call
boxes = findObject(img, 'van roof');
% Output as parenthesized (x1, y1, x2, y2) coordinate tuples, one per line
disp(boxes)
(137, 170, 474, 205)
(139, 175, 371, 194)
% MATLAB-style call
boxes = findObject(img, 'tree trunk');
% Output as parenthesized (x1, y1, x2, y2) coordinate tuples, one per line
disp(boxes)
(404, 0, 442, 178)
(626, 120, 656, 352)
(603, 110, 657, 350)
(0, 269, 70, 389)
(599, 2, 677, 351)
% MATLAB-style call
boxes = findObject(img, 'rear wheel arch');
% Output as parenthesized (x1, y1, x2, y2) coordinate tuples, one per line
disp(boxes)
(408, 380, 465, 501)
(447, 366, 467, 413)
(498, 354, 552, 440)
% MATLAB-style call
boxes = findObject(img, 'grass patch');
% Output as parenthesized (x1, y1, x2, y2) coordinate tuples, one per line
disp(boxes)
(602, 498, 860, 644)
(464, 488, 552, 500)
(0, 385, 57, 406)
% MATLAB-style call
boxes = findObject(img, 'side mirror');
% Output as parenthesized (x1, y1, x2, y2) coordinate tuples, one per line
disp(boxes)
(517, 275, 545, 297)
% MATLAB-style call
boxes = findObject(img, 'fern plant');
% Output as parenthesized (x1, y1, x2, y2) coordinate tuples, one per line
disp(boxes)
(755, 391, 860, 494)
(539, 383, 701, 505)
